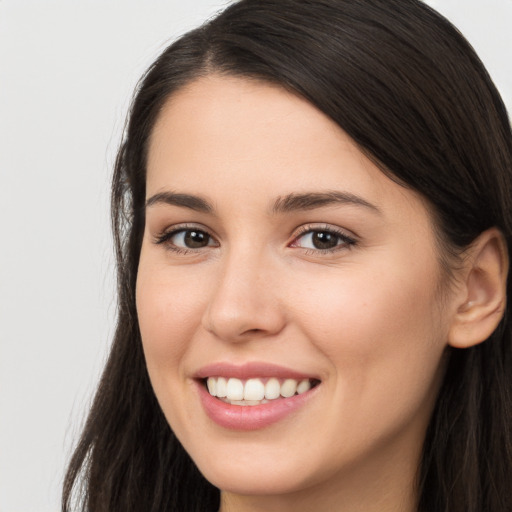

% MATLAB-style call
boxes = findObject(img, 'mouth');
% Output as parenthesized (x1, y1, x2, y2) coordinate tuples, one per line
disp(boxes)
(194, 362, 321, 429)
(203, 376, 320, 406)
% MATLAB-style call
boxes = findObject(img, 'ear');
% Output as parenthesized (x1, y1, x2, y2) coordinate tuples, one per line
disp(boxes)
(448, 228, 508, 349)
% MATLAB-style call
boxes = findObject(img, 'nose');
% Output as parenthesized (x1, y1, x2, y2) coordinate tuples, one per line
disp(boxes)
(201, 249, 286, 342)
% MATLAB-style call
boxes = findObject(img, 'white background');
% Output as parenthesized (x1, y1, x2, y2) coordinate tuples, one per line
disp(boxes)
(0, 1, 511, 511)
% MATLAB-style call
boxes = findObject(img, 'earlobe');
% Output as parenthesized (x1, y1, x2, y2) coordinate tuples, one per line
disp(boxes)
(448, 228, 508, 349)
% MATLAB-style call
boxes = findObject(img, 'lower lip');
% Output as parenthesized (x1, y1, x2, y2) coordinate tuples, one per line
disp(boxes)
(196, 381, 319, 431)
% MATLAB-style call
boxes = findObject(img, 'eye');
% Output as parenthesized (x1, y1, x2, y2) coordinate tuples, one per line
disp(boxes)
(290, 226, 356, 252)
(154, 226, 218, 252)
(172, 229, 214, 249)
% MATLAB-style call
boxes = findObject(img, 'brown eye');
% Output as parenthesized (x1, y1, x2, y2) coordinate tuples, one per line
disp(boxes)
(182, 230, 211, 248)
(159, 228, 217, 250)
(310, 231, 339, 250)
(291, 228, 356, 252)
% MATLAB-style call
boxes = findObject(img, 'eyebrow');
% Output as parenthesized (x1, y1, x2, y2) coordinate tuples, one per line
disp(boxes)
(145, 191, 213, 213)
(271, 191, 381, 215)
(145, 190, 380, 215)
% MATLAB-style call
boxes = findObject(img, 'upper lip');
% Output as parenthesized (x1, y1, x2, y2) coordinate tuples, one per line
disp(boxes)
(194, 361, 319, 381)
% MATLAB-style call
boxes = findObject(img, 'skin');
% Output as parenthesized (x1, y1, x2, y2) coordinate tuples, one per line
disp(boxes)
(136, 75, 465, 512)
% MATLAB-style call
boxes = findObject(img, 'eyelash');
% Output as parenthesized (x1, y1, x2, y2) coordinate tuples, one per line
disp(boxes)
(153, 224, 217, 255)
(290, 224, 357, 254)
(153, 223, 357, 255)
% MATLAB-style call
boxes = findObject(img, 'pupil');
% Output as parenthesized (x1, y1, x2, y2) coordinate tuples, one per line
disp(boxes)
(313, 231, 338, 249)
(184, 230, 208, 248)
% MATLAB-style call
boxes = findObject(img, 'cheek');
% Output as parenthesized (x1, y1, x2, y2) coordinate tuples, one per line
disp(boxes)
(135, 259, 213, 434)
(136, 259, 208, 373)
(299, 266, 440, 344)
(293, 258, 448, 410)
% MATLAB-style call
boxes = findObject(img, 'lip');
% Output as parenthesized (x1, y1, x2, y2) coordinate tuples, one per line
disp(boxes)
(196, 381, 319, 431)
(194, 361, 318, 380)
(193, 362, 320, 431)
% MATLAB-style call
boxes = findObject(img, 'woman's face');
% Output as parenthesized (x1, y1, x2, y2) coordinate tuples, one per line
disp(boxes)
(137, 76, 455, 505)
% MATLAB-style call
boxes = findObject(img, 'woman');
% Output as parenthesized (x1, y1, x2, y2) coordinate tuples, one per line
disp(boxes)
(62, 0, 512, 511)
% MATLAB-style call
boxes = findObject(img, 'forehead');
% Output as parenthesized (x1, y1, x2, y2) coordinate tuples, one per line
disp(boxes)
(146, 75, 427, 221)
(147, 75, 352, 177)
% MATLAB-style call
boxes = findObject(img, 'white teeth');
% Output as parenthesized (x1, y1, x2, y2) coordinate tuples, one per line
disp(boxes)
(280, 379, 297, 397)
(226, 378, 244, 400)
(207, 377, 216, 396)
(265, 378, 281, 400)
(216, 377, 227, 398)
(206, 376, 316, 403)
(229, 399, 268, 406)
(244, 378, 265, 401)
(297, 379, 311, 394)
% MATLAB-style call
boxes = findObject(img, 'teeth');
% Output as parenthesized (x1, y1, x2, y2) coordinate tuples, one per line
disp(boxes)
(216, 377, 227, 397)
(207, 377, 216, 396)
(280, 379, 297, 397)
(297, 379, 311, 394)
(230, 399, 269, 406)
(244, 378, 265, 401)
(206, 376, 315, 403)
(226, 378, 244, 400)
(265, 378, 281, 400)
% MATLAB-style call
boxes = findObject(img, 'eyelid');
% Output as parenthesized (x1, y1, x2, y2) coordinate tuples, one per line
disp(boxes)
(289, 223, 357, 252)
(153, 223, 219, 250)
(151, 222, 356, 255)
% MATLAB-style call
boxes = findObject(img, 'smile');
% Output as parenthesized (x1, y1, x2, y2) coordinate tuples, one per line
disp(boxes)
(205, 376, 317, 405)
(194, 363, 321, 430)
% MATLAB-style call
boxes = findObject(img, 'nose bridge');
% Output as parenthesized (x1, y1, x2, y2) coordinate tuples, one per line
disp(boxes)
(202, 242, 285, 341)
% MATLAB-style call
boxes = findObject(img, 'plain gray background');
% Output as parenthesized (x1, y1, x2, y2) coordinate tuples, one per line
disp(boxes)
(0, 1, 511, 511)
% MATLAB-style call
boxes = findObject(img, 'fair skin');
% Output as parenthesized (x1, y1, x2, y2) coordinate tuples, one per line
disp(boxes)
(136, 75, 507, 512)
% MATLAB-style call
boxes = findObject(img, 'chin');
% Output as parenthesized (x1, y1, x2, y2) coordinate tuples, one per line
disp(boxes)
(196, 457, 313, 496)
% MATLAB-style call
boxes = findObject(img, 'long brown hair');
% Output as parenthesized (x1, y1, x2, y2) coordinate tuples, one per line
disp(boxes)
(63, 1, 512, 511)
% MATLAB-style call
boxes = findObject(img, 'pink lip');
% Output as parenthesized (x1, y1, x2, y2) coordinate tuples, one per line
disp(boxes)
(194, 361, 317, 380)
(196, 382, 319, 431)
(193, 362, 320, 431)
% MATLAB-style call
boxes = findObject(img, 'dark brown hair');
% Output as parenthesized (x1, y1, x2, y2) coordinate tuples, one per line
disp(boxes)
(63, 1, 512, 511)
